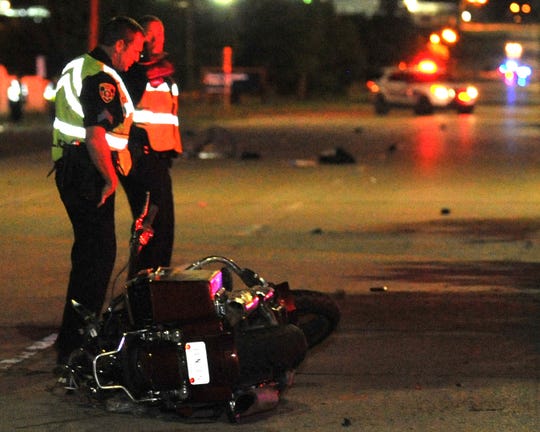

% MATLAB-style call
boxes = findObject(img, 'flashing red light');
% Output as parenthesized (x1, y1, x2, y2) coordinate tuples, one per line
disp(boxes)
(366, 80, 379, 92)
(417, 59, 438, 74)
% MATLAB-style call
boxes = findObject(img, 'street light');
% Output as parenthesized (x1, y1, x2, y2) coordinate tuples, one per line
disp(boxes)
(441, 28, 458, 44)
(505, 42, 523, 59)
(460, 0, 489, 23)
(509, 3, 521, 14)
(427, 28, 457, 64)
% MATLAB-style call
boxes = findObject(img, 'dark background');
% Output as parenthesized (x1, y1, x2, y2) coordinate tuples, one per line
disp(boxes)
(0, 0, 538, 97)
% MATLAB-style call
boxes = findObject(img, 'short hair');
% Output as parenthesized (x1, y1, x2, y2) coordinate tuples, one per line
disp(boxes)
(138, 15, 162, 29)
(99, 16, 144, 47)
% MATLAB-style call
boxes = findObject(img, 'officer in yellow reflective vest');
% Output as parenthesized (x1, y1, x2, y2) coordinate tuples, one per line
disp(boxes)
(120, 15, 182, 276)
(52, 17, 144, 370)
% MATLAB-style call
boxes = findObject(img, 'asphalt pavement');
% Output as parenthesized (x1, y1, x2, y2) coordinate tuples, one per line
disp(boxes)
(0, 104, 539, 431)
(0, 291, 538, 431)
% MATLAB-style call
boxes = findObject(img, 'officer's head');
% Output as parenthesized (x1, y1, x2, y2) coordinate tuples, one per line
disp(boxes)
(139, 15, 165, 60)
(99, 16, 144, 72)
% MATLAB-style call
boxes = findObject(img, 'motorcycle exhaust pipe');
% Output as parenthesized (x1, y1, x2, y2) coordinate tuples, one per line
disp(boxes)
(231, 386, 280, 418)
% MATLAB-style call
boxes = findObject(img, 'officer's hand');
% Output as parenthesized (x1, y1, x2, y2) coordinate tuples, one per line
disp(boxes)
(98, 178, 117, 207)
(85, 126, 119, 208)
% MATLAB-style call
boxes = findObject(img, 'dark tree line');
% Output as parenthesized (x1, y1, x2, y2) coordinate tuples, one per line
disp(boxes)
(1, 0, 422, 97)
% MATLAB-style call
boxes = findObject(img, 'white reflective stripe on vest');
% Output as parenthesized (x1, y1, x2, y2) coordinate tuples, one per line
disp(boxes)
(53, 118, 128, 149)
(56, 59, 85, 117)
(56, 59, 134, 122)
(53, 118, 86, 140)
(132, 110, 179, 125)
(106, 134, 128, 150)
(145, 82, 170, 92)
(68, 58, 85, 99)
(103, 64, 135, 117)
(143, 82, 179, 96)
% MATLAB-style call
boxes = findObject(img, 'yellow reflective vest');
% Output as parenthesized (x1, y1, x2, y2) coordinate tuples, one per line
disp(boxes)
(132, 80, 182, 153)
(52, 53, 135, 166)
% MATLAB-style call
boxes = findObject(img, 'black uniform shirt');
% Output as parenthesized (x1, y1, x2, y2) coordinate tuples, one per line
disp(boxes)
(80, 47, 125, 132)
(121, 61, 147, 106)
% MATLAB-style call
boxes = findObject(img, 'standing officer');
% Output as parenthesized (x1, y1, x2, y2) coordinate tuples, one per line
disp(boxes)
(52, 16, 144, 368)
(120, 15, 182, 277)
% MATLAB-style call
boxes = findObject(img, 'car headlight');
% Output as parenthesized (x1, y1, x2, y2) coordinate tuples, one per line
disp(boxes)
(466, 86, 479, 99)
(430, 84, 452, 100)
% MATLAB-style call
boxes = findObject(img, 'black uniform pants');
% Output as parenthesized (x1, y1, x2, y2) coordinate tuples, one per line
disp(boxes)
(120, 146, 175, 276)
(54, 145, 116, 362)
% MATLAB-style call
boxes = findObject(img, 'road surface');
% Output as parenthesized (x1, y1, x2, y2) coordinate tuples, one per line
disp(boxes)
(0, 105, 538, 431)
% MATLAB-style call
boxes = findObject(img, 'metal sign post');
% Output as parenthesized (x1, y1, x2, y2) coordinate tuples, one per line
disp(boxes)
(223, 46, 232, 109)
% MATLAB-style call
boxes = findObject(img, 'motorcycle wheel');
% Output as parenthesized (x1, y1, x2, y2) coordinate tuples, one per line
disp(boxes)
(235, 323, 308, 386)
(292, 290, 341, 348)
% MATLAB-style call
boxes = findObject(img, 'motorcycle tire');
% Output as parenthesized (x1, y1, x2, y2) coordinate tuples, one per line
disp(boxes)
(235, 323, 308, 386)
(292, 289, 341, 348)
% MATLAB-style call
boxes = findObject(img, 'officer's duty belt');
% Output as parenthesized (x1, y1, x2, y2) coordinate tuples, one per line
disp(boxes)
(56, 139, 84, 148)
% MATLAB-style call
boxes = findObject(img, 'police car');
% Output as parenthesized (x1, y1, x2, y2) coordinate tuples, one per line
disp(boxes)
(367, 61, 479, 115)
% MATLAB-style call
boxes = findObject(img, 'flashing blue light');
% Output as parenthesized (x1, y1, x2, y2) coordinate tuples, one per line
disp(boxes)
(499, 59, 518, 73)
(499, 59, 533, 87)
(516, 65, 532, 79)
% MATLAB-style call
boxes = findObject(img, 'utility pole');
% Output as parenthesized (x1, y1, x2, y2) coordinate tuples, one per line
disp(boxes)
(178, 1, 195, 90)
(185, 1, 195, 91)
(89, 0, 99, 50)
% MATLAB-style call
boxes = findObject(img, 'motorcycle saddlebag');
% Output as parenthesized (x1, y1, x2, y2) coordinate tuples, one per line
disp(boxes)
(126, 267, 222, 328)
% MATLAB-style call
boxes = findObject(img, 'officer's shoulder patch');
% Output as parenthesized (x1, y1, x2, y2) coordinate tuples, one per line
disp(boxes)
(99, 83, 116, 103)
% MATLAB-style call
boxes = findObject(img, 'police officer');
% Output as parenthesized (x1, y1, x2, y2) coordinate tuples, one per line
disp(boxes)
(120, 15, 182, 277)
(52, 16, 144, 368)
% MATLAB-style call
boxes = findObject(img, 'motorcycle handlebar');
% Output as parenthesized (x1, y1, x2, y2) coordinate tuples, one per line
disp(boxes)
(186, 255, 266, 288)
(131, 191, 158, 252)
(126, 191, 158, 281)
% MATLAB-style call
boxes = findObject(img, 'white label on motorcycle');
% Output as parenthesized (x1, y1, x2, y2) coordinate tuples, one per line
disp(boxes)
(185, 341, 210, 385)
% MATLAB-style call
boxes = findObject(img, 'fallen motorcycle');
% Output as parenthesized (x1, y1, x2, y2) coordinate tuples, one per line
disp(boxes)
(58, 196, 340, 422)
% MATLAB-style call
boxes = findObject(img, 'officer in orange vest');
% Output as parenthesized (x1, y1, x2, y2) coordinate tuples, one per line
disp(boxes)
(120, 15, 182, 276)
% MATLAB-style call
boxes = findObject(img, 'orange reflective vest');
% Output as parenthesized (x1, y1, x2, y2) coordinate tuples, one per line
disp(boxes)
(132, 80, 182, 153)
